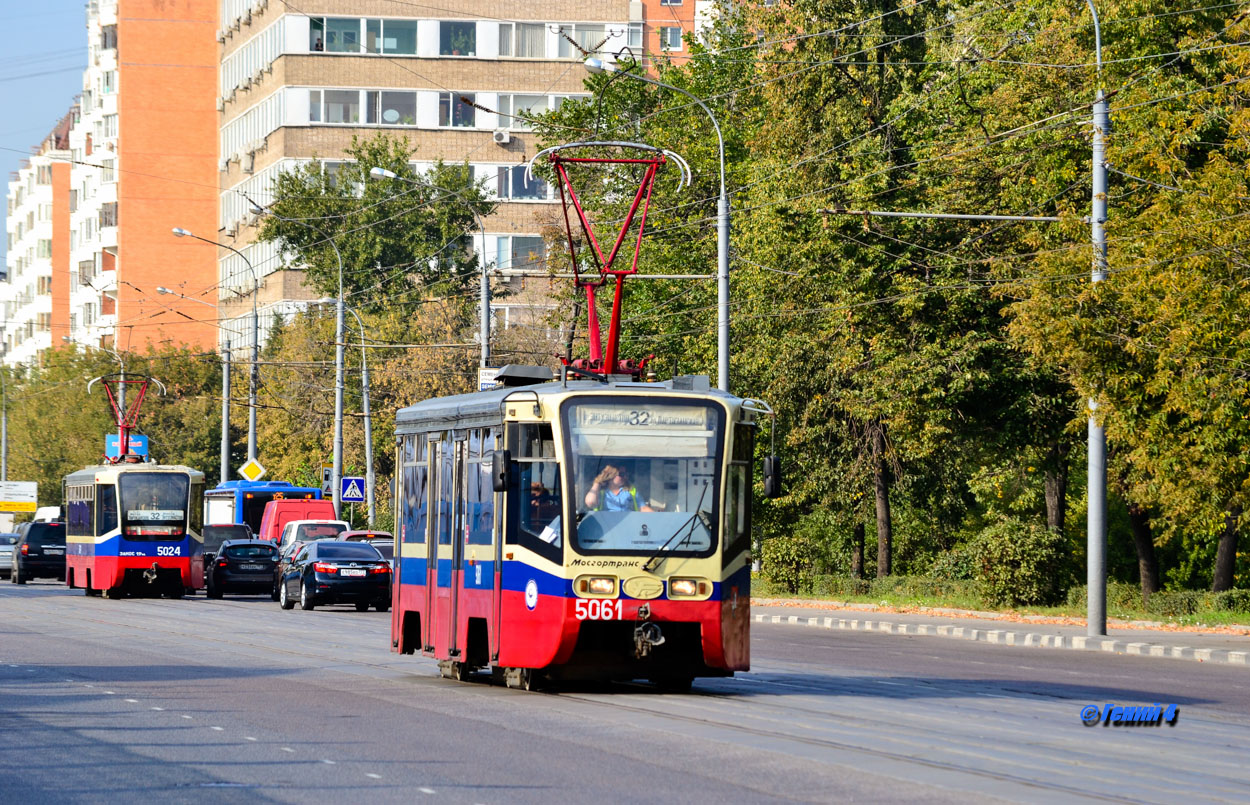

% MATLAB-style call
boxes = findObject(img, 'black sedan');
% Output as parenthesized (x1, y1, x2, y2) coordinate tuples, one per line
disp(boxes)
(277, 541, 391, 612)
(11, 521, 66, 584)
(206, 539, 278, 598)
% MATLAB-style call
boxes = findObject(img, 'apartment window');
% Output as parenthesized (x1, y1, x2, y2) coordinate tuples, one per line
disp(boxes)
(37, 314, 51, 333)
(102, 70, 116, 94)
(438, 92, 475, 127)
(82, 90, 93, 113)
(629, 23, 643, 50)
(99, 202, 118, 228)
(378, 19, 417, 54)
(101, 159, 115, 183)
(69, 189, 78, 213)
(497, 235, 546, 270)
(36, 165, 53, 184)
(38, 277, 52, 295)
(104, 114, 118, 137)
(439, 21, 476, 56)
(327, 18, 360, 52)
(325, 90, 361, 124)
(557, 24, 616, 59)
(499, 22, 546, 58)
(497, 166, 548, 201)
(309, 90, 322, 122)
(660, 26, 684, 51)
(366, 90, 417, 125)
(37, 239, 52, 258)
(661, 0, 683, 4)
(40, 203, 53, 220)
(100, 24, 117, 49)
(69, 313, 77, 331)
(498, 94, 547, 131)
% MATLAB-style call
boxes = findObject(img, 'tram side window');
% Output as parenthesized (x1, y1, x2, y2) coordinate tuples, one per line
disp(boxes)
(508, 423, 562, 563)
(190, 482, 204, 533)
(724, 423, 755, 565)
(436, 433, 454, 545)
(67, 486, 94, 537)
(402, 437, 428, 545)
(96, 485, 118, 535)
(466, 429, 493, 545)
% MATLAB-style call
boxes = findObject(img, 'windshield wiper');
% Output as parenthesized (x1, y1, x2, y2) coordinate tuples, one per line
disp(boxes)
(642, 482, 711, 573)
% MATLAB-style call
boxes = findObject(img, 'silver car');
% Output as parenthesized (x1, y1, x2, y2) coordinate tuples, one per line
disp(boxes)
(0, 533, 18, 578)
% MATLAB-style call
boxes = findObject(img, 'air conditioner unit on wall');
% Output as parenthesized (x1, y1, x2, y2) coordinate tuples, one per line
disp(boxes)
(492, 129, 511, 145)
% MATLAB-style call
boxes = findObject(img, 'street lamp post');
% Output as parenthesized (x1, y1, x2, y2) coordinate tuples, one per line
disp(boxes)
(316, 298, 375, 526)
(367, 167, 491, 369)
(245, 206, 347, 519)
(170, 228, 259, 464)
(583, 57, 730, 393)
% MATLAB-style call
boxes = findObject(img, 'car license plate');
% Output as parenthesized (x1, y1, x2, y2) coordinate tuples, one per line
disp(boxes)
(44, 548, 64, 555)
(340, 568, 366, 577)
(240, 563, 265, 571)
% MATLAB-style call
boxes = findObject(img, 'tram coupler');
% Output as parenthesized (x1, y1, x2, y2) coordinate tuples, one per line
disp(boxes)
(142, 563, 160, 584)
(633, 622, 666, 659)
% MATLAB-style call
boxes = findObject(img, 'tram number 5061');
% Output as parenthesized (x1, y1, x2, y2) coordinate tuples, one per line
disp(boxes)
(575, 599, 623, 620)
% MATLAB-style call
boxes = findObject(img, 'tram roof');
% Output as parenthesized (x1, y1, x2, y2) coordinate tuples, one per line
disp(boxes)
(395, 377, 737, 433)
(64, 464, 206, 485)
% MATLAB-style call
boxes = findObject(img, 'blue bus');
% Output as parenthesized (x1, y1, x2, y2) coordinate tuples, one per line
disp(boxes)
(204, 480, 322, 533)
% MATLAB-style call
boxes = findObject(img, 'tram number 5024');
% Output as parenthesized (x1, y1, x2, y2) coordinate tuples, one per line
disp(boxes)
(156, 546, 181, 556)
(575, 599, 623, 620)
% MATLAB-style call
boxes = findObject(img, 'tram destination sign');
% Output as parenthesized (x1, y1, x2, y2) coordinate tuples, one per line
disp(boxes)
(575, 405, 709, 431)
(0, 481, 38, 513)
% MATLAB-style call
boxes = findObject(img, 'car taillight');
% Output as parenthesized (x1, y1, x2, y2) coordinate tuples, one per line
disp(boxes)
(369, 565, 390, 575)
(313, 562, 337, 574)
(20, 544, 28, 555)
(217, 559, 228, 567)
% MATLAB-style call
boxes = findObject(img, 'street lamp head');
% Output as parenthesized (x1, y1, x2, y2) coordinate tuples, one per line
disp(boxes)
(369, 167, 397, 181)
(584, 57, 613, 75)
(312, 297, 336, 306)
(156, 286, 173, 295)
(171, 227, 192, 238)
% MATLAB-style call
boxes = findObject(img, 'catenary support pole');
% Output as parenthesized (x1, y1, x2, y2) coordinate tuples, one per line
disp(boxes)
(221, 340, 231, 485)
(1086, 0, 1108, 637)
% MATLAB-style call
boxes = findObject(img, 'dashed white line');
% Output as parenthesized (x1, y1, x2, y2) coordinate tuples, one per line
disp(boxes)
(366, 773, 382, 779)
(151, 707, 165, 711)
(104, 691, 115, 695)
(281, 747, 294, 753)
(181, 715, 193, 720)
(321, 759, 336, 765)
(124, 698, 139, 703)
(419, 788, 436, 794)
(245, 737, 257, 742)
(211, 726, 225, 731)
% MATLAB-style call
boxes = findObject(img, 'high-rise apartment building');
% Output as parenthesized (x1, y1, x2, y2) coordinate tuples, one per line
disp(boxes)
(215, 1, 654, 352)
(3, 113, 74, 365)
(63, 0, 219, 355)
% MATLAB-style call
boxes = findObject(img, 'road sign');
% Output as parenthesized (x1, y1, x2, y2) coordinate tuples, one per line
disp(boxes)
(105, 434, 149, 458)
(238, 458, 267, 482)
(340, 476, 366, 503)
(321, 463, 333, 493)
(0, 481, 37, 513)
(478, 367, 500, 391)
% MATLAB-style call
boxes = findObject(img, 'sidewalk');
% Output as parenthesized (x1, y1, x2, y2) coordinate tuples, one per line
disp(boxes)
(751, 598, 1250, 667)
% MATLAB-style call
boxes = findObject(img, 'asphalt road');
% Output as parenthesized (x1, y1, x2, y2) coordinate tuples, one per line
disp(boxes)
(1, 580, 1246, 804)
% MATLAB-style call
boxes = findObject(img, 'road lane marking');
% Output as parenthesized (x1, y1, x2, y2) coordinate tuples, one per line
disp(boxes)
(245, 737, 257, 742)
(125, 699, 139, 703)
(281, 747, 294, 753)
(419, 788, 436, 794)
(366, 773, 381, 779)
(211, 726, 224, 731)
(182, 715, 193, 719)
(322, 760, 336, 765)
(152, 707, 164, 711)
(104, 691, 115, 695)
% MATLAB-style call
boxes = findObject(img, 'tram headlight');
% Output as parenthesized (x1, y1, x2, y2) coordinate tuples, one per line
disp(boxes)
(576, 575, 617, 595)
(668, 578, 708, 598)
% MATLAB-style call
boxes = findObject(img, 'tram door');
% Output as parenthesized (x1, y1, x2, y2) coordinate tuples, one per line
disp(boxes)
(427, 435, 467, 658)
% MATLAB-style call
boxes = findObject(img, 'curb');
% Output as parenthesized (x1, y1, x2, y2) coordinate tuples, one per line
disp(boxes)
(752, 613, 1250, 667)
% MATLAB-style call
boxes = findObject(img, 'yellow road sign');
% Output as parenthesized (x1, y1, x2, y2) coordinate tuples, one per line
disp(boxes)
(239, 458, 267, 482)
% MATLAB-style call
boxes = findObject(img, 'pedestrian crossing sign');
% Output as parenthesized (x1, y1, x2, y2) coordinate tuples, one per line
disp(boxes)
(341, 476, 366, 503)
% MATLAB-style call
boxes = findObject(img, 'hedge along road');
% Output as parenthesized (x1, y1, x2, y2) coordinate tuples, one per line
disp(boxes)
(1, 581, 1248, 804)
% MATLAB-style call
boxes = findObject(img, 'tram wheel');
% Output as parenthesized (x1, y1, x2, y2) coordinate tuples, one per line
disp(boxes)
(505, 668, 539, 691)
(104, 587, 124, 600)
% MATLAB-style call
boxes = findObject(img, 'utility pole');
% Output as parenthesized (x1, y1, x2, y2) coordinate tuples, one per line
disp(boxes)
(1, 367, 7, 482)
(1086, 0, 1109, 638)
(221, 340, 231, 485)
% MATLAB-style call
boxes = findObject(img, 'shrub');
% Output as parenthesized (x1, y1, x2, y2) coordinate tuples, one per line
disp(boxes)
(760, 534, 823, 594)
(971, 517, 1066, 607)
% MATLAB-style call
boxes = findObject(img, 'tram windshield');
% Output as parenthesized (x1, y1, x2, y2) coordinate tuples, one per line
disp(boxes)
(119, 472, 190, 540)
(563, 399, 724, 557)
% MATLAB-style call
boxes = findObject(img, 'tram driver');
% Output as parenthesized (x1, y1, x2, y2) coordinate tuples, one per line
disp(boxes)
(583, 465, 654, 512)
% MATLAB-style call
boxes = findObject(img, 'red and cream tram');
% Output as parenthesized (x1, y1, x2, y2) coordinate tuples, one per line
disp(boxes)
(391, 369, 775, 690)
